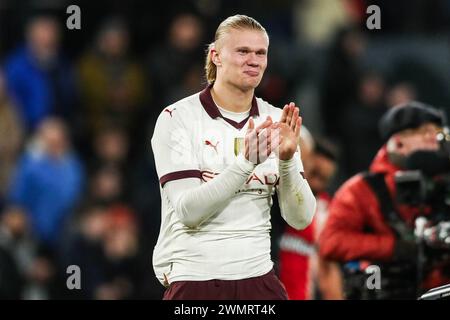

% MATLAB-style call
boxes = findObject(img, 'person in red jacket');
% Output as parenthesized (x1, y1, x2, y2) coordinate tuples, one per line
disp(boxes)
(319, 101, 450, 299)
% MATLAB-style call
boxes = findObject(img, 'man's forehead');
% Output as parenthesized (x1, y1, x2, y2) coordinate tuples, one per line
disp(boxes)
(219, 28, 269, 48)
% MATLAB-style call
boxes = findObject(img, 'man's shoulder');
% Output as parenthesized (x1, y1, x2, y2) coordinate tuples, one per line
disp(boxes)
(255, 97, 282, 119)
(157, 92, 203, 122)
(172, 92, 203, 108)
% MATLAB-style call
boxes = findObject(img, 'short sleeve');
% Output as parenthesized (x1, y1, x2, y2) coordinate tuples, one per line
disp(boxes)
(151, 107, 201, 187)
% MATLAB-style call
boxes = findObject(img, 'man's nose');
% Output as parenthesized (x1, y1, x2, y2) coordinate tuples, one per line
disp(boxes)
(246, 53, 260, 66)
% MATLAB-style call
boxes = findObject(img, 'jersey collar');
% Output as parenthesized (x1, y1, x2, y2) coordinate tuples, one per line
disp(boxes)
(199, 84, 260, 129)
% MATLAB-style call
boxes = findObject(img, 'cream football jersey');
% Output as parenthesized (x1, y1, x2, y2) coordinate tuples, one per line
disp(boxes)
(151, 85, 302, 285)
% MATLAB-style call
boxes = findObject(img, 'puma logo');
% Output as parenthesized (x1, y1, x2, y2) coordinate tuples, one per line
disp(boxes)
(164, 108, 176, 117)
(205, 140, 219, 154)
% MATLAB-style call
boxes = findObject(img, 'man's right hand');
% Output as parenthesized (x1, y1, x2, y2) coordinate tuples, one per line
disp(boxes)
(245, 116, 281, 164)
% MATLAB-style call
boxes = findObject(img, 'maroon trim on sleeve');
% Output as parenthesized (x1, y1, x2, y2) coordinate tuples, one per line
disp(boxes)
(160, 170, 202, 187)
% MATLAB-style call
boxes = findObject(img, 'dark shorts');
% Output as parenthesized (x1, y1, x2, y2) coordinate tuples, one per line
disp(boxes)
(163, 269, 288, 300)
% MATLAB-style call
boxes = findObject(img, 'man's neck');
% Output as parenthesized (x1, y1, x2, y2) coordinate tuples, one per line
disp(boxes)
(211, 81, 254, 113)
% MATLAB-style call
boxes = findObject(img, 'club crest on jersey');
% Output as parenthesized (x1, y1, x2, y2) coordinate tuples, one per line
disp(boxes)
(234, 137, 244, 156)
(164, 107, 176, 117)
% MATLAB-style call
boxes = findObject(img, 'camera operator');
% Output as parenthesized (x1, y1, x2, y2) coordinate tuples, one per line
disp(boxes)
(319, 101, 450, 299)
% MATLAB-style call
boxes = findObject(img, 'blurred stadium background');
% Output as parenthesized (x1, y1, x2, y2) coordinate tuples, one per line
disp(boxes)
(1, 0, 450, 299)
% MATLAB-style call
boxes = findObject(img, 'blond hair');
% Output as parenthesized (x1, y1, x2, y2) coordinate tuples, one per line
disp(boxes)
(205, 15, 267, 84)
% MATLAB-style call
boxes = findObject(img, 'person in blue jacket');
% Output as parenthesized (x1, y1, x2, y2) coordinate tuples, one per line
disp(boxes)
(4, 14, 77, 132)
(8, 117, 84, 248)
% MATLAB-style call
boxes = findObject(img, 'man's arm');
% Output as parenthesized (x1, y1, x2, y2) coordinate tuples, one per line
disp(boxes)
(163, 154, 255, 228)
(277, 154, 316, 230)
(152, 110, 276, 229)
(276, 103, 316, 230)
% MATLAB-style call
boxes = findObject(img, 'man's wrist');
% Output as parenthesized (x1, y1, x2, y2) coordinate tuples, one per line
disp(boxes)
(279, 153, 304, 173)
(279, 157, 296, 166)
(279, 151, 295, 161)
(236, 153, 257, 173)
(279, 156, 299, 176)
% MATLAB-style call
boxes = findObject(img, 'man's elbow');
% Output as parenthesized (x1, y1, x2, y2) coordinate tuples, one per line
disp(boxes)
(285, 196, 316, 230)
(180, 220, 200, 229)
(176, 204, 209, 229)
(177, 214, 202, 229)
(290, 212, 314, 230)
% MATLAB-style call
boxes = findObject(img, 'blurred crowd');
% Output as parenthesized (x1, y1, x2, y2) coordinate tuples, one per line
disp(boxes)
(1, 0, 450, 299)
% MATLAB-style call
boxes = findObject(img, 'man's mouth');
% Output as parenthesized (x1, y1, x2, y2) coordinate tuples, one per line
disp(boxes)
(244, 70, 259, 77)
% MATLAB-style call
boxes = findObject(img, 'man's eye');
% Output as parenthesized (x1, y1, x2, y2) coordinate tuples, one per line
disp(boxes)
(238, 49, 249, 54)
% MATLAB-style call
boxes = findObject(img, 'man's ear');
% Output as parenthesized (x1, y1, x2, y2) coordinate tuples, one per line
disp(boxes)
(211, 49, 221, 67)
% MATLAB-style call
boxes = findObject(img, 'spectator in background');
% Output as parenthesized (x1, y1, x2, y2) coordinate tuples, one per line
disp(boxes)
(0, 69, 24, 210)
(8, 118, 84, 250)
(279, 134, 343, 300)
(386, 82, 417, 108)
(165, 63, 205, 104)
(126, 124, 165, 299)
(0, 206, 35, 277)
(88, 165, 124, 207)
(78, 18, 146, 144)
(84, 165, 139, 278)
(320, 27, 366, 139)
(96, 206, 144, 299)
(22, 245, 64, 300)
(0, 205, 64, 300)
(307, 139, 343, 300)
(147, 13, 205, 109)
(320, 102, 450, 299)
(64, 204, 146, 299)
(89, 125, 130, 177)
(0, 206, 27, 299)
(388, 57, 449, 108)
(63, 204, 109, 299)
(4, 14, 77, 133)
(340, 72, 387, 176)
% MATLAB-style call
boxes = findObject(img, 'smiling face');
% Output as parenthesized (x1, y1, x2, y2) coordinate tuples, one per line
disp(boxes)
(213, 28, 268, 91)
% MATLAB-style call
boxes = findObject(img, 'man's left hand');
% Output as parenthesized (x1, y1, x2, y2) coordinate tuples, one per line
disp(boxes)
(277, 102, 302, 160)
